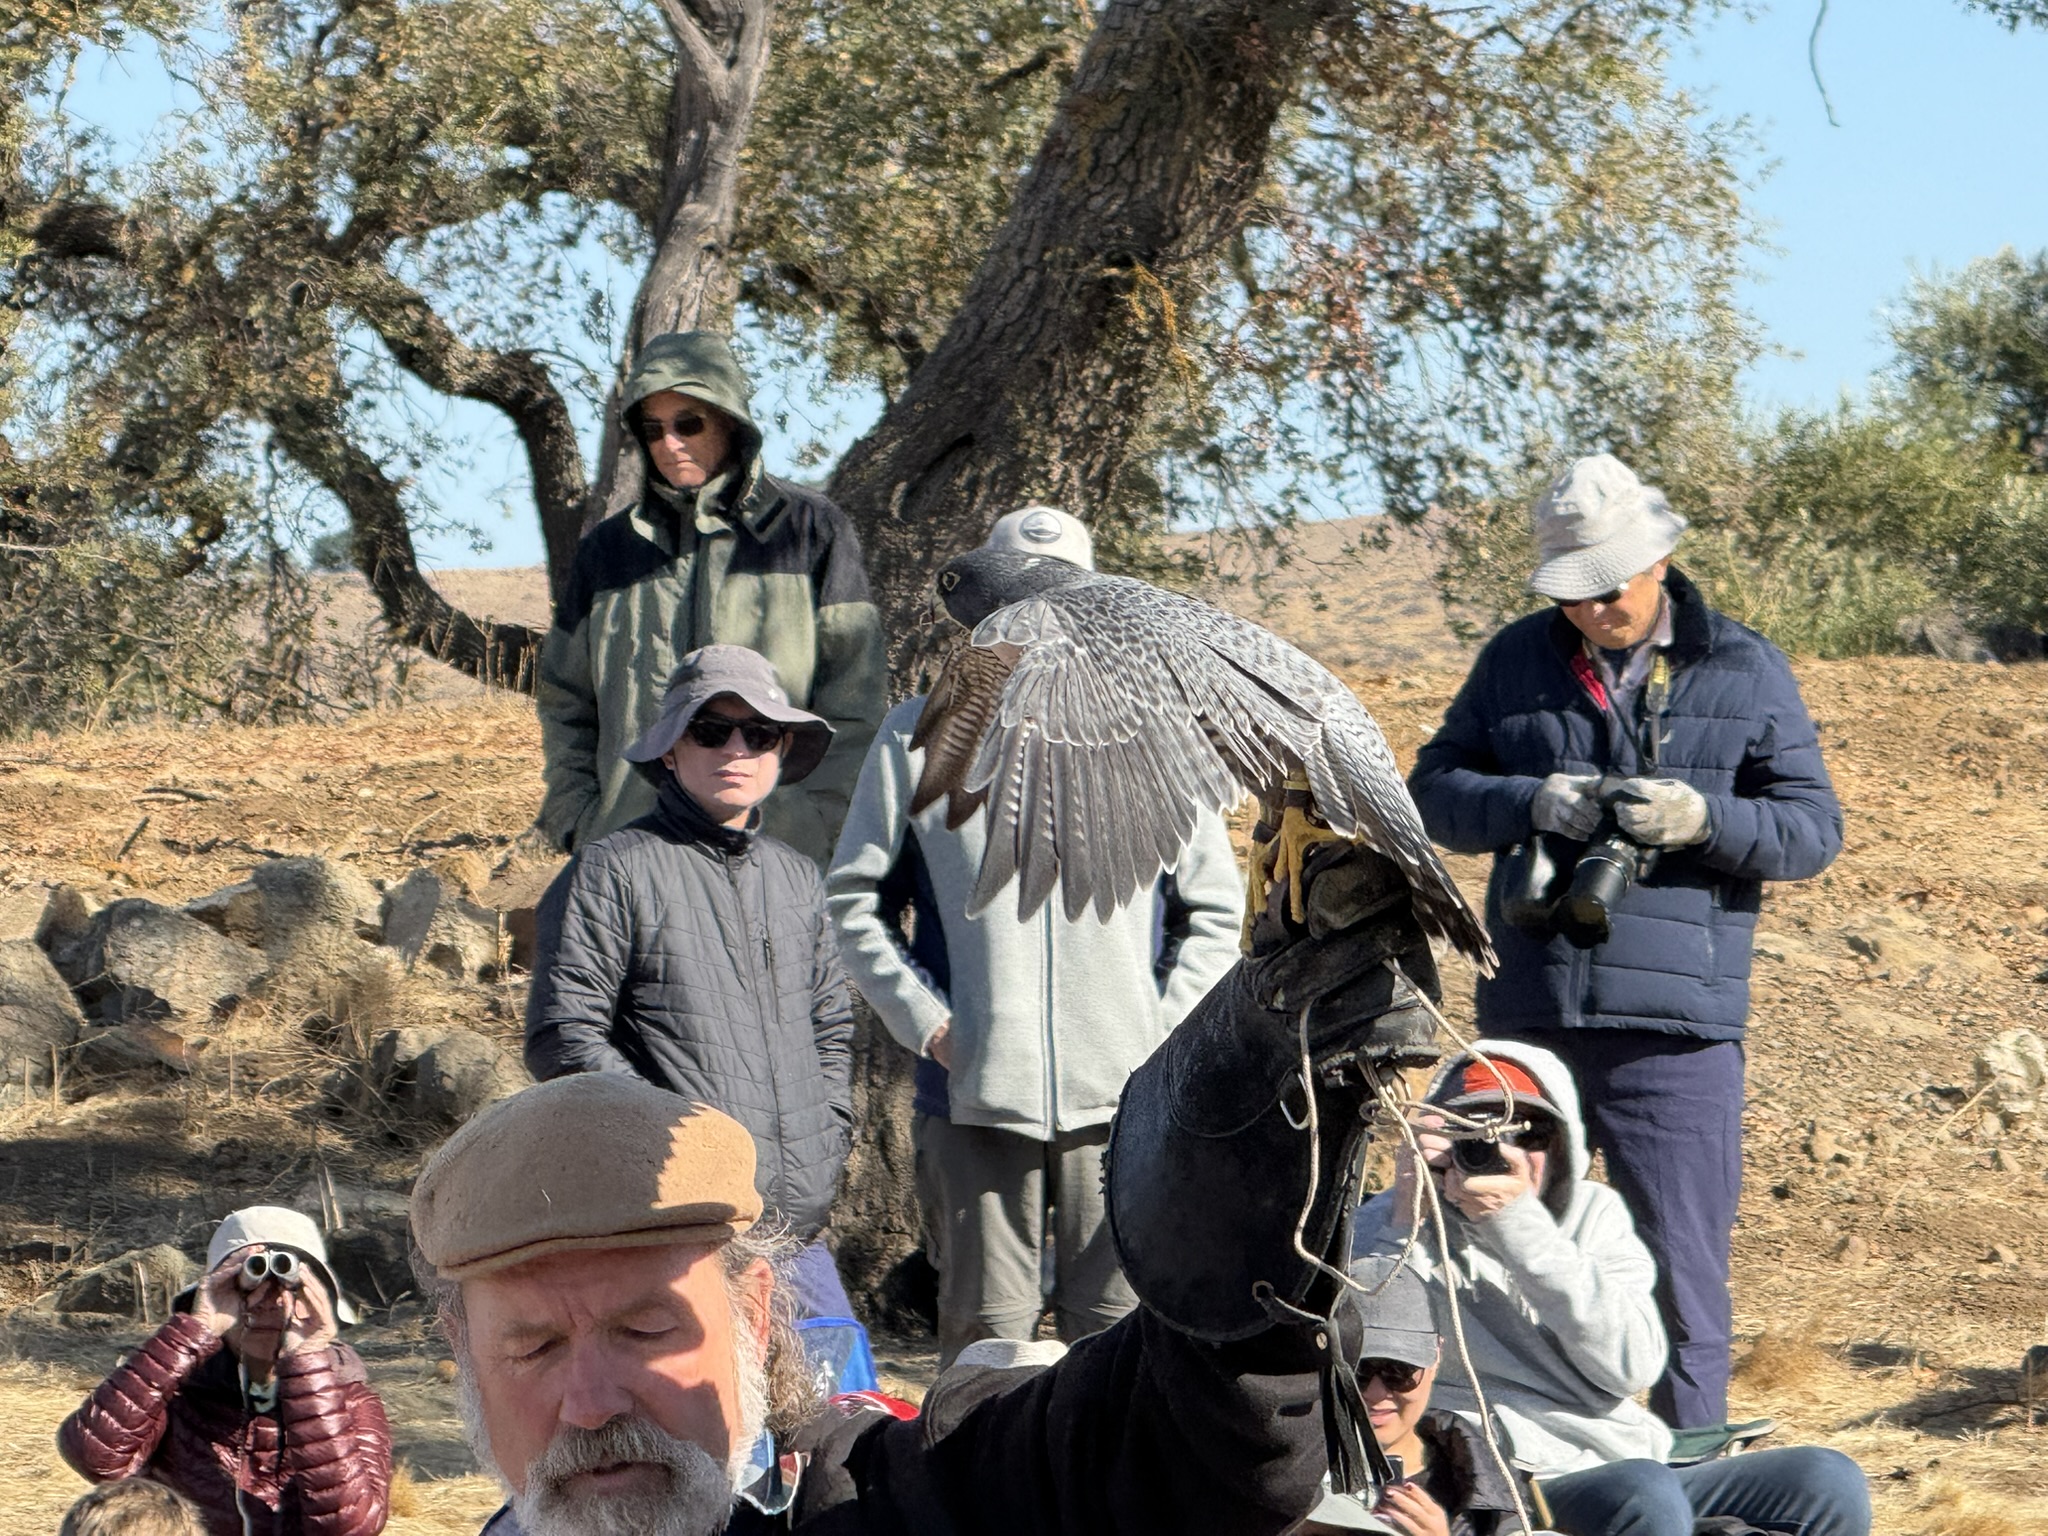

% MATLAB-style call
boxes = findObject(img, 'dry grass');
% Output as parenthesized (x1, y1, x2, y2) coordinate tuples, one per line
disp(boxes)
(1734, 1328, 1852, 1395)
(1907, 1475, 2024, 1536)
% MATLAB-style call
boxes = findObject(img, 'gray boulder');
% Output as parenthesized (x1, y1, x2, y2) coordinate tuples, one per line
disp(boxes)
(51, 899, 268, 1027)
(188, 856, 383, 960)
(0, 939, 85, 1099)
(369, 1024, 526, 1128)
(56, 1243, 197, 1317)
(382, 870, 504, 981)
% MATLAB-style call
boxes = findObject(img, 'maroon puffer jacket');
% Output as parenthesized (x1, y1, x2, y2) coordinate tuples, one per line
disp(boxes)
(57, 1312, 392, 1536)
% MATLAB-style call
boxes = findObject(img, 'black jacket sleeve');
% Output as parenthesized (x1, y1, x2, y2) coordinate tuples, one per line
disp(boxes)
(524, 850, 640, 1080)
(808, 874, 855, 1131)
(780, 1313, 1327, 1535)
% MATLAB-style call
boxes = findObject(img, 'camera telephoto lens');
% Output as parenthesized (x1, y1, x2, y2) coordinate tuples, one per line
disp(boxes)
(1555, 835, 1641, 949)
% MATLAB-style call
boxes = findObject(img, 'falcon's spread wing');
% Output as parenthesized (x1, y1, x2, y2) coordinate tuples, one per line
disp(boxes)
(912, 573, 1494, 973)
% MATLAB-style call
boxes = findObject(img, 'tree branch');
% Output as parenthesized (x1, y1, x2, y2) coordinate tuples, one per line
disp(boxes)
(264, 386, 545, 691)
(341, 267, 590, 585)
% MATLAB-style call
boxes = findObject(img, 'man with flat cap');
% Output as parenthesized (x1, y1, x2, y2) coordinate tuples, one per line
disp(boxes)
(419, 836, 1455, 1535)
(527, 644, 856, 1319)
(1408, 454, 1843, 1429)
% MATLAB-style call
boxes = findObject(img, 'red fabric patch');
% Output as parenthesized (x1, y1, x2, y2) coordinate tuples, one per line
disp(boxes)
(1569, 650, 1609, 713)
(1459, 1058, 1544, 1104)
(832, 1390, 919, 1421)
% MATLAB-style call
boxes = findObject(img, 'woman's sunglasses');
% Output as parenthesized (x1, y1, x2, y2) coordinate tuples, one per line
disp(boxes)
(1359, 1358, 1428, 1392)
(682, 714, 787, 753)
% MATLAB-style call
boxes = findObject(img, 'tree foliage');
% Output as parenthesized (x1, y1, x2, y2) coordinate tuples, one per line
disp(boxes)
(6, 0, 1762, 720)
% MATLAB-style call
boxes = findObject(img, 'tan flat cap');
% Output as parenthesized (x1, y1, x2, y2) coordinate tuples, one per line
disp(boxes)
(411, 1075, 761, 1279)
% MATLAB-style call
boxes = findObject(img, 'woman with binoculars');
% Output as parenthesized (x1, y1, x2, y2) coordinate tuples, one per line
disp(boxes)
(59, 1206, 392, 1536)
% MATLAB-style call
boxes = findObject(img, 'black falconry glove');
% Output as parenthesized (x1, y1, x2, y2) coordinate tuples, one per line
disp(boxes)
(1104, 842, 1443, 1501)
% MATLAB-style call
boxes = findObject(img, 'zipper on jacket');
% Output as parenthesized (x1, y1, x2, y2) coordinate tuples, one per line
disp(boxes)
(1041, 904, 1057, 1138)
(724, 847, 793, 1220)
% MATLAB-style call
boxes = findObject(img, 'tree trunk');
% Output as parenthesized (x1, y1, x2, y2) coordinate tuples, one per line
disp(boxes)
(548, 0, 777, 603)
(827, 0, 1349, 656)
(828, 1005, 926, 1327)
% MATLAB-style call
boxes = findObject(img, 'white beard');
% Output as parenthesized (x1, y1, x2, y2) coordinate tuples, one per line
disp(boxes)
(511, 1417, 736, 1536)
(454, 1334, 773, 1536)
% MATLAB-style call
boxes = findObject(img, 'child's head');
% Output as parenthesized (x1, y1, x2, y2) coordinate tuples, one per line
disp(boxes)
(60, 1481, 206, 1536)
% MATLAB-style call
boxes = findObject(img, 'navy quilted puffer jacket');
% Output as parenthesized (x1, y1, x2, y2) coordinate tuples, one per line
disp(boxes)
(526, 776, 855, 1240)
(1409, 569, 1842, 1039)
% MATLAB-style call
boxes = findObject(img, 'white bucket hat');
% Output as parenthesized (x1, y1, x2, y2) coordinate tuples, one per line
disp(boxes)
(1527, 454, 1687, 602)
(175, 1205, 358, 1324)
(983, 505, 1095, 570)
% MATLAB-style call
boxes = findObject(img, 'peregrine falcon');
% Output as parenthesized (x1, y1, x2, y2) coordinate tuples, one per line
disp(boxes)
(911, 548, 1496, 972)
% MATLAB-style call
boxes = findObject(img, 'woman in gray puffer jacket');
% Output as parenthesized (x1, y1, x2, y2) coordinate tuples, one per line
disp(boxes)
(525, 645, 856, 1315)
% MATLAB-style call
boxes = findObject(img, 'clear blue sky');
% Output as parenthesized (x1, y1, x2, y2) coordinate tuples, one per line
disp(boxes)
(1671, 0, 2048, 412)
(53, 1, 2048, 567)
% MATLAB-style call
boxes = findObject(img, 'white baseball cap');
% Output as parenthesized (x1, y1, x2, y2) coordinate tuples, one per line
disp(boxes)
(177, 1205, 359, 1324)
(983, 505, 1095, 570)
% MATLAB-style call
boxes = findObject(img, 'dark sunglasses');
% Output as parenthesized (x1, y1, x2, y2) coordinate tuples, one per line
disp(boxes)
(1359, 1358, 1428, 1392)
(1555, 586, 1626, 608)
(682, 714, 787, 753)
(637, 413, 711, 444)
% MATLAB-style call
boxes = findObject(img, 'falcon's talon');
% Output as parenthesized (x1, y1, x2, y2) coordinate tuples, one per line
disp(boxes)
(1251, 799, 1348, 929)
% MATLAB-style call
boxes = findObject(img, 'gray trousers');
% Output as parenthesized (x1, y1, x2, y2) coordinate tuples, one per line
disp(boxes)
(913, 1113, 1137, 1367)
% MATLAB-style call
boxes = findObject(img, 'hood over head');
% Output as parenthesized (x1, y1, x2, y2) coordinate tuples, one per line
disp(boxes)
(1424, 1038, 1590, 1188)
(623, 331, 762, 491)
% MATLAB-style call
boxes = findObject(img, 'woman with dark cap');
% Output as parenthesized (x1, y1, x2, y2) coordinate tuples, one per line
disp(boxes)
(526, 643, 858, 1318)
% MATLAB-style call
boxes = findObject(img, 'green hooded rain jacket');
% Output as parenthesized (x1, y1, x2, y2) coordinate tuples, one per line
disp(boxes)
(535, 332, 888, 864)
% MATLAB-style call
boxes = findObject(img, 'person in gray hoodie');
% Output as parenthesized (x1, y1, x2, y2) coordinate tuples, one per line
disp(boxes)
(827, 507, 1244, 1365)
(1351, 1041, 1870, 1536)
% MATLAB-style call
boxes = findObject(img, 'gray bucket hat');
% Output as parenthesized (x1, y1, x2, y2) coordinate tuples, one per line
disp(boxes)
(1528, 454, 1687, 601)
(624, 645, 834, 785)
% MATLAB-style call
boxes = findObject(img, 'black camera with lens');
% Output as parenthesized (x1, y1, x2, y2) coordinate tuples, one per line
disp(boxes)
(1503, 780, 1658, 950)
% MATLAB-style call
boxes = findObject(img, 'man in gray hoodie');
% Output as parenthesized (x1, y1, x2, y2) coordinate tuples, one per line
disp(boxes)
(827, 507, 1244, 1365)
(1351, 1041, 1870, 1536)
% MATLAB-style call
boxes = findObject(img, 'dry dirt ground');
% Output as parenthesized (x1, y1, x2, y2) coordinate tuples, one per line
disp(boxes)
(3, 531, 2047, 1535)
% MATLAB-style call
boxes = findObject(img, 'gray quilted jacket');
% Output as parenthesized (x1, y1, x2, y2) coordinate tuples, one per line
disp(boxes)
(525, 775, 856, 1241)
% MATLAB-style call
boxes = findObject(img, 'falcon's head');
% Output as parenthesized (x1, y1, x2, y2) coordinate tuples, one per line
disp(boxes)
(934, 548, 1094, 628)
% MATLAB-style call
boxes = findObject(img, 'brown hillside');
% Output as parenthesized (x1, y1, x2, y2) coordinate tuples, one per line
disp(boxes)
(2, 542, 2045, 1536)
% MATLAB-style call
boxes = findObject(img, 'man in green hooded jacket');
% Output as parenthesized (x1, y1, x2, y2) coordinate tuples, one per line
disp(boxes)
(535, 332, 888, 864)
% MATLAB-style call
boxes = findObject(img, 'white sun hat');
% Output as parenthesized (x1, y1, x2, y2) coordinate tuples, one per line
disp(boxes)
(1527, 454, 1687, 602)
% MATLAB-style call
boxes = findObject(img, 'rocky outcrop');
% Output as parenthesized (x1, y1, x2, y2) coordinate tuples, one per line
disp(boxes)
(48, 899, 268, 1028)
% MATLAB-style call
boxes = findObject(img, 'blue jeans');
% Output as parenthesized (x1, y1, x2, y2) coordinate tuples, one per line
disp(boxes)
(1501, 1028, 1744, 1426)
(1541, 1448, 1872, 1536)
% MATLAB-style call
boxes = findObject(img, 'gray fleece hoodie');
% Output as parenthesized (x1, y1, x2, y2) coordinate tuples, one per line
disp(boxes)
(1350, 1039, 1673, 1476)
(826, 694, 1244, 1139)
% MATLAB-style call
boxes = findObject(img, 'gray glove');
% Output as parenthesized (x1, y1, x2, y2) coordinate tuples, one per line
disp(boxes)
(1530, 772, 1602, 838)
(1613, 776, 1711, 847)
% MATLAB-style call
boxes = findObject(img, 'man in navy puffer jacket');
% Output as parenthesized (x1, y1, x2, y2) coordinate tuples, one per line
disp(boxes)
(1409, 454, 1842, 1430)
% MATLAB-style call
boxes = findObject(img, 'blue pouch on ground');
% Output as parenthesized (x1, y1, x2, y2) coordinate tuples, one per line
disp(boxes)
(794, 1316, 881, 1395)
